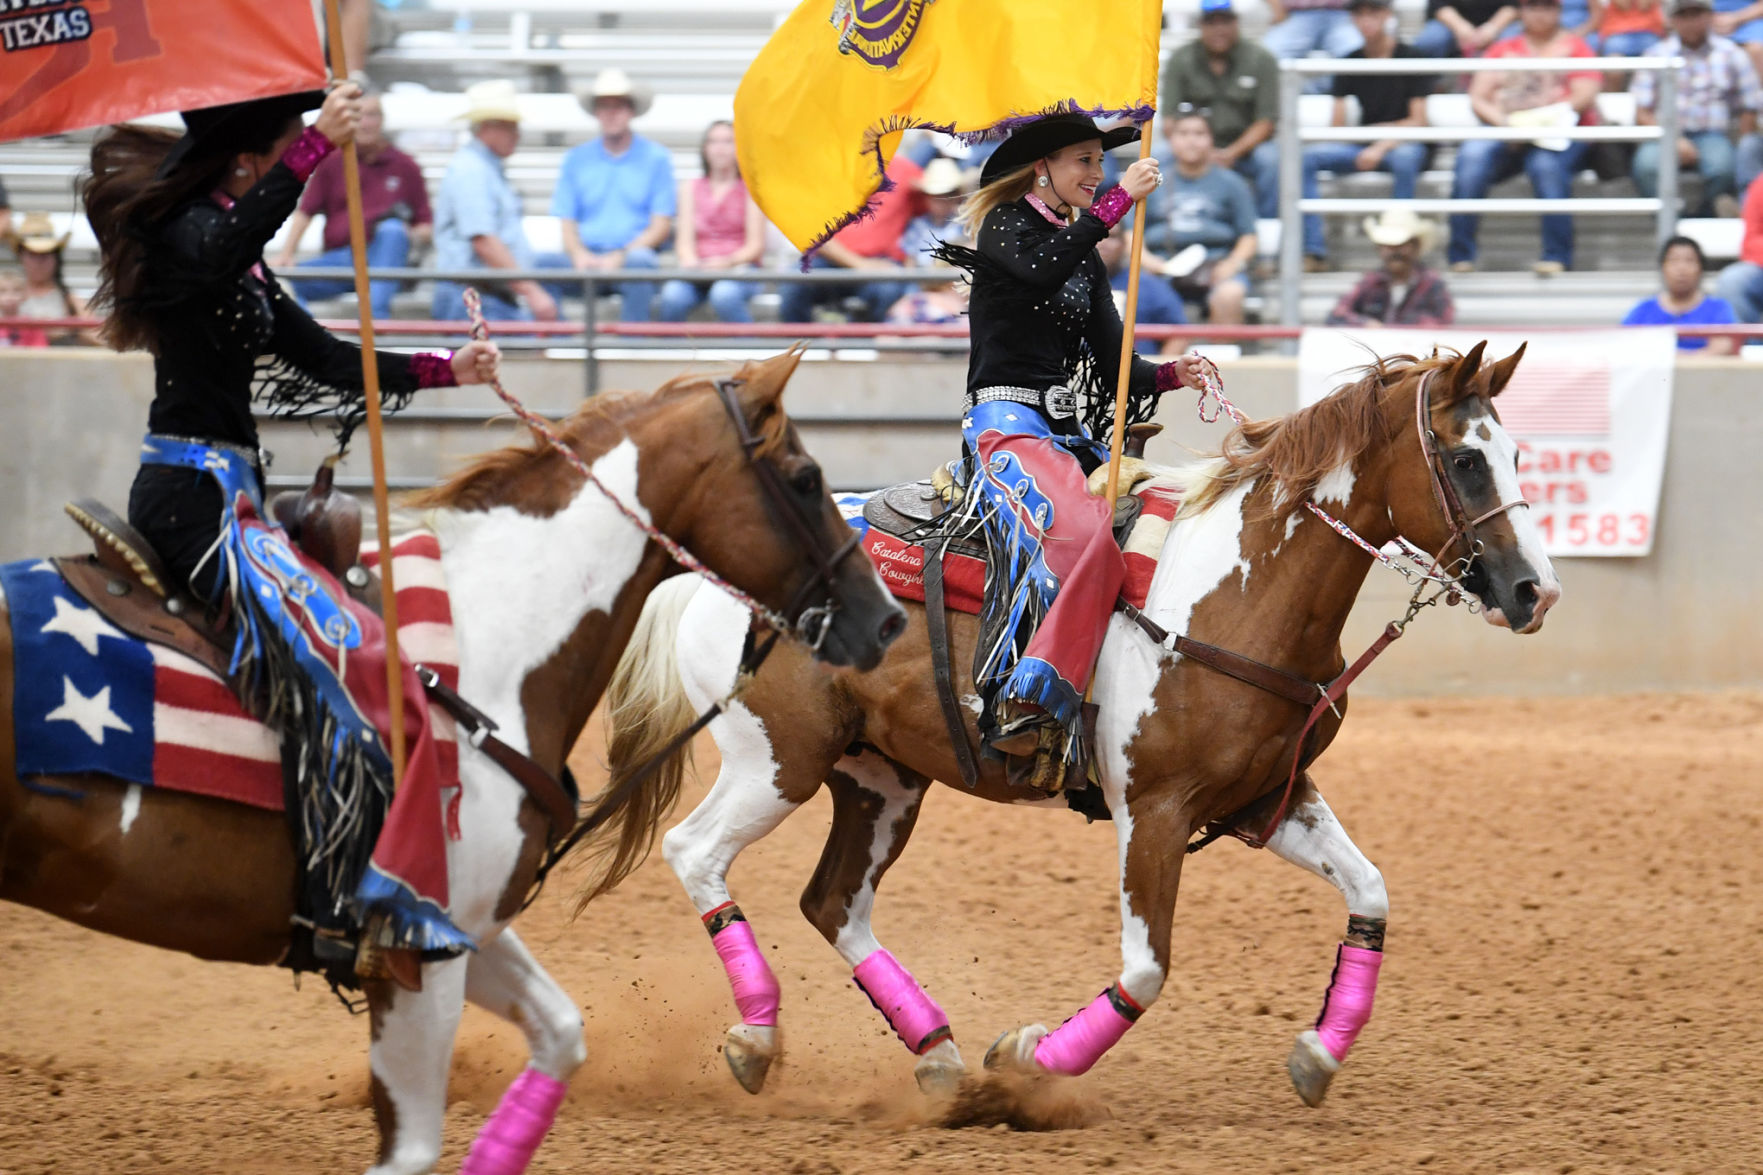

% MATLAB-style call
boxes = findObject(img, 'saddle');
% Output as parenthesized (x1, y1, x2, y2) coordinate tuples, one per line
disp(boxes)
(862, 424, 1167, 812)
(860, 422, 1166, 552)
(60, 461, 372, 680)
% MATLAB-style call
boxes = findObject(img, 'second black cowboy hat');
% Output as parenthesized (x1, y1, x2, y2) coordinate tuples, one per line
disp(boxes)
(980, 112, 1140, 187)
(155, 89, 328, 179)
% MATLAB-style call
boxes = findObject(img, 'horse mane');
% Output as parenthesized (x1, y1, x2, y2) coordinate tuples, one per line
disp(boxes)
(403, 370, 791, 514)
(1176, 350, 1461, 521)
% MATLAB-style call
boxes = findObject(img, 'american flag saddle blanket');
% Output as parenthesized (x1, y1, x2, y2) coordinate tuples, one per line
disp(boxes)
(0, 532, 460, 814)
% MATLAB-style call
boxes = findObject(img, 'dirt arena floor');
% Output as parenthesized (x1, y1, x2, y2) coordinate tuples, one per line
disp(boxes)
(3, 691, 1761, 1175)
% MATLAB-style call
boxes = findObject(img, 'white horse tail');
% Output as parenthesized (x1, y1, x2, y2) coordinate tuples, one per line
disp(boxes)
(571, 574, 704, 913)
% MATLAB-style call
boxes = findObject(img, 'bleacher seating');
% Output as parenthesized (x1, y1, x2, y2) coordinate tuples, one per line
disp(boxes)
(0, 0, 1730, 331)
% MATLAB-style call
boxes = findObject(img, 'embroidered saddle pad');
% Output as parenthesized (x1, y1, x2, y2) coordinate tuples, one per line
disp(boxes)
(0, 532, 460, 814)
(839, 479, 1181, 616)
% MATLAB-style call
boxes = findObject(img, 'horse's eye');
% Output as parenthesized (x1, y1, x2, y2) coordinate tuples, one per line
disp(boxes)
(791, 465, 823, 496)
(1453, 454, 1474, 472)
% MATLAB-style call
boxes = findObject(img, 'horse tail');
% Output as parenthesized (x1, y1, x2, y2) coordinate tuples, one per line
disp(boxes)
(569, 574, 704, 914)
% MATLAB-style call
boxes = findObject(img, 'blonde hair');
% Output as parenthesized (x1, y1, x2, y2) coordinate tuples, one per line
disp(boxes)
(955, 162, 1040, 238)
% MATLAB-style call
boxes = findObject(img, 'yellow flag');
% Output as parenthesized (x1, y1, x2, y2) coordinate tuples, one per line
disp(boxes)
(735, 0, 1162, 255)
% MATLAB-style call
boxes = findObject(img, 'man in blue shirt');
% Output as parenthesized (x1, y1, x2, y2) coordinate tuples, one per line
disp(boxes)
(1145, 110, 1258, 324)
(1623, 236, 1738, 352)
(1097, 224, 1188, 353)
(432, 81, 559, 323)
(553, 69, 676, 322)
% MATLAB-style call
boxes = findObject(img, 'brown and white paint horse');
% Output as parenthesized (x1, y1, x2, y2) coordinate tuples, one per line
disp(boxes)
(0, 350, 903, 1175)
(595, 344, 1560, 1103)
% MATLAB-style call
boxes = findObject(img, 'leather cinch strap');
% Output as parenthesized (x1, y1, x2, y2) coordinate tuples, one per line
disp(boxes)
(923, 543, 981, 790)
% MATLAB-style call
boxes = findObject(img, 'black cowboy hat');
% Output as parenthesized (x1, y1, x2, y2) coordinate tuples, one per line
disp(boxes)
(155, 89, 328, 180)
(980, 112, 1141, 187)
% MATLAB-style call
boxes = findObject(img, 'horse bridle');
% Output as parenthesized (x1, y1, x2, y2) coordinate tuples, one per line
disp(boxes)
(712, 378, 862, 653)
(1412, 369, 1530, 584)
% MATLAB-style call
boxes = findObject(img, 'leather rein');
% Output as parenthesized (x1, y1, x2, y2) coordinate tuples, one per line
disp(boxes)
(1144, 366, 1528, 852)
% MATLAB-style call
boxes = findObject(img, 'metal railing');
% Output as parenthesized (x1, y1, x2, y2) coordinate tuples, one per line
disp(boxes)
(1276, 55, 1684, 328)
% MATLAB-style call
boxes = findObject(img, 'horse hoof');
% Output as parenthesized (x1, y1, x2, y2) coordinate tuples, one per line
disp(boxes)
(724, 1023, 778, 1095)
(914, 1041, 966, 1095)
(982, 1024, 1048, 1073)
(1287, 1028, 1341, 1107)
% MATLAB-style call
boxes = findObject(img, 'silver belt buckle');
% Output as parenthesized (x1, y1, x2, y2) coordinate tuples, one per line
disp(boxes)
(1043, 384, 1076, 421)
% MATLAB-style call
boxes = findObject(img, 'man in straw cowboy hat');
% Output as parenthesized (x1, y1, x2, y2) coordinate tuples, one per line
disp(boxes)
(551, 68, 674, 321)
(432, 79, 560, 323)
(7, 210, 91, 343)
(1326, 208, 1456, 325)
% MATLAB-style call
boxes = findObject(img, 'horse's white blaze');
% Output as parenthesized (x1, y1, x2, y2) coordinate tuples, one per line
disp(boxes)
(1462, 410, 1561, 628)
(428, 440, 652, 935)
(119, 784, 141, 835)
(1314, 460, 1357, 509)
(830, 750, 918, 966)
(1264, 794, 1388, 922)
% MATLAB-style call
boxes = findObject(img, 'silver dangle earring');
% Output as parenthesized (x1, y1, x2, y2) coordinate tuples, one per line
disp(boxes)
(1037, 175, 1049, 187)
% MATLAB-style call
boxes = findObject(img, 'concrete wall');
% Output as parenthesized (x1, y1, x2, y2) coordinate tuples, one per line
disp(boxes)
(1, 349, 1756, 695)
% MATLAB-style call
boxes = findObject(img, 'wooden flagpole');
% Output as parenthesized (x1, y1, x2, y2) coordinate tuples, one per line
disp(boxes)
(1102, 122, 1156, 506)
(321, 0, 406, 785)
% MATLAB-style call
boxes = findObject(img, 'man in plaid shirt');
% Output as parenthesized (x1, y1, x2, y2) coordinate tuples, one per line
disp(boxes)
(1326, 209, 1456, 326)
(1631, 0, 1763, 215)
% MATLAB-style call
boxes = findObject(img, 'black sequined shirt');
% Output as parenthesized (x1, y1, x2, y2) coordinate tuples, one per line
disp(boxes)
(959, 197, 1159, 436)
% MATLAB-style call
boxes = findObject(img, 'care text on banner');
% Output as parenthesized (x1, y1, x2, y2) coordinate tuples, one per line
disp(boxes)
(0, 0, 326, 145)
(1297, 328, 1675, 557)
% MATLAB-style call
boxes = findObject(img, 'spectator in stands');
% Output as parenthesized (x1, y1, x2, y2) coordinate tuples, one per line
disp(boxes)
(1711, 0, 1763, 77)
(432, 80, 558, 323)
(553, 69, 674, 322)
(1631, 0, 1763, 217)
(1097, 223, 1188, 353)
(1625, 235, 1738, 349)
(901, 156, 973, 261)
(1264, 0, 1363, 71)
(1447, 0, 1600, 275)
(780, 153, 922, 324)
(0, 268, 49, 348)
(1714, 171, 1763, 317)
(1589, 0, 1666, 54)
(1327, 209, 1456, 324)
(1144, 110, 1257, 324)
(1301, 0, 1432, 268)
(1160, 0, 1281, 218)
(657, 120, 764, 323)
(273, 91, 431, 318)
(8, 212, 90, 344)
(1415, 0, 1520, 55)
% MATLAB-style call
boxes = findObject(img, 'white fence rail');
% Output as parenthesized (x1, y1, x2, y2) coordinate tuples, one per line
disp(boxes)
(1275, 55, 1683, 327)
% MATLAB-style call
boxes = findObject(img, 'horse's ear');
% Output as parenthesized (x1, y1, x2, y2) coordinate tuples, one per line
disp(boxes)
(1485, 341, 1527, 399)
(1450, 340, 1488, 400)
(731, 344, 807, 412)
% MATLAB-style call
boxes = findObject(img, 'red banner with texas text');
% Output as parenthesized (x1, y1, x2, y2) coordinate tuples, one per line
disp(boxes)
(0, 0, 326, 145)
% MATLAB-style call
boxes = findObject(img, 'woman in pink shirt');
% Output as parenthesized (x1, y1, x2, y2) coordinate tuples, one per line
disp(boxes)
(658, 121, 765, 322)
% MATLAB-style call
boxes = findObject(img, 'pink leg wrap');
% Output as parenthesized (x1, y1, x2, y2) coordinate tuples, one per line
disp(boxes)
(1314, 944, 1383, 1061)
(1032, 984, 1142, 1077)
(852, 949, 952, 1055)
(459, 1067, 567, 1175)
(704, 902, 780, 1026)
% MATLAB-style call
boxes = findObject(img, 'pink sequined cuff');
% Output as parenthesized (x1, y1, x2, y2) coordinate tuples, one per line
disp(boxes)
(282, 126, 334, 182)
(410, 351, 457, 389)
(1154, 361, 1186, 392)
(1092, 186, 1134, 230)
